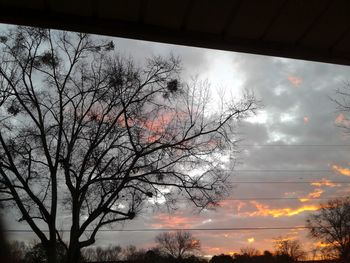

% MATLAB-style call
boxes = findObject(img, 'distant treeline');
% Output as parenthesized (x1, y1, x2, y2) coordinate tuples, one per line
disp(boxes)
(5, 240, 338, 263)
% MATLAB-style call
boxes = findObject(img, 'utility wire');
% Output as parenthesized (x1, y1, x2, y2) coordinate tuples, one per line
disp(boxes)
(204, 197, 342, 201)
(36, 196, 346, 202)
(226, 170, 336, 172)
(51, 177, 348, 185)
(238, 144, 350, 147)
(226, 181, 350, 184)
(2, 226, 323, 233)
(16, 196, 343, 203)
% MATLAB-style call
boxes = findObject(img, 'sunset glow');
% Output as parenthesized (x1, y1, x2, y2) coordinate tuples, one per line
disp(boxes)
(246, 202, 319, 218)
(247, 237, 255, 243)
(299, 188, 324, 202)
(311, 179, 339, 187)
(332, 164, 350, 176)
(149, 213, 200, 228)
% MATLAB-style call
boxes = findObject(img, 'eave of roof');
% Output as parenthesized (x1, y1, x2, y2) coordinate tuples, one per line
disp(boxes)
(0, 0, 349, 66)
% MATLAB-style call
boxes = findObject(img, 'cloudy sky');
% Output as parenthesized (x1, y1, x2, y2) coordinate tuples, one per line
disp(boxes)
(3, 26, 350, 258)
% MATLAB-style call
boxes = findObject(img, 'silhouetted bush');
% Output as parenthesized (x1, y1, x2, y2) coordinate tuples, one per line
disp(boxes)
(210, 254, 234, 263)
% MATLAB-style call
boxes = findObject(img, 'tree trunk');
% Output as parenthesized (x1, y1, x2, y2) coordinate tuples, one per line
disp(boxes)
(66, 240, 80, 263)
(47, 240, 57, 263)
(67, 199, 81, 263)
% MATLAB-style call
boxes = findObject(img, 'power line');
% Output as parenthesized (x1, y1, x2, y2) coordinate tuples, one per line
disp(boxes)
(21, 170, 345, 183)
(3, 226, 321, 233)
(7, 172, 348, 184)
(238, 144, 350, 147)
(41, 196, 345, 202)
(236, 170, 337, 173)
(215, 197, 341, 201)
(52, 177, 348, 186)
(227, 181, 350, 184)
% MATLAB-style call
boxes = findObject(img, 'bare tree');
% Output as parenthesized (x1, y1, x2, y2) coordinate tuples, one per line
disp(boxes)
(273, 237, 306, 262)
(239, 247, 260, 257)
(0, 26, 256, 263)
(333, 83, 350, 132)
(122, 245, 149, 262)
(81, 245, 122, 262)
(24, 241, 67, 263)
(310, 245, 338, 262)
(306, 198, 350, 262)
(7, 240, 29, 263)
(155, 231, 201, 259)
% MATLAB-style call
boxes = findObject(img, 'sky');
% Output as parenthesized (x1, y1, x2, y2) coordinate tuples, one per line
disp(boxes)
(3, 25, 350, 258)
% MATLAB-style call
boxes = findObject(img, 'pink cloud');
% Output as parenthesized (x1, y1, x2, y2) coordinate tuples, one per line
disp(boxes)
(148, 213, 201, 228)
(288, 75, 302, 87)
(335, 112, 350, 127)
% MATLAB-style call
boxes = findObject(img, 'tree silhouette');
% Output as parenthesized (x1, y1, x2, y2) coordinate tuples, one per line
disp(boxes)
(7, 240, 29, 263)
(273, 237, 305, 262)
(155, 231, 201, 259)
(81, 245, 122, 262)
(240, 247, 260, 257)
(24, 242, 67, 263)
(210, 254, 234, 263)
(306, 198, 350, 262)
(333, 83, 350, 132)
(0, 26, 256, 263)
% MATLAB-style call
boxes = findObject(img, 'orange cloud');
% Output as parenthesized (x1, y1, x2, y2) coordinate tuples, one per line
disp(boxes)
(311, 179, 339, 187)
(245, 201, 319, 218)
(85, 105, 119, 123)
(314, 241, 332, 248)
(332, 164, 350, 176)
(300, 179, 340, 202)
(308, 188, 324, 198)
(288, 75, 302, 87)
(203, 247, 221, 254)
(142, 114, 172, 133)
(275, 236, 294, 242)
(83, 106, 190, 144)
(299, 188, 324, 202)
(219, 200, 246, 212)
(140, 113, 174, 142)
(149, 213, 200, 228)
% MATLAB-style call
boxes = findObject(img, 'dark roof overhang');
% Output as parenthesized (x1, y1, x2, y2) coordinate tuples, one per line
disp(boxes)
(1, 0, 350, 65)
